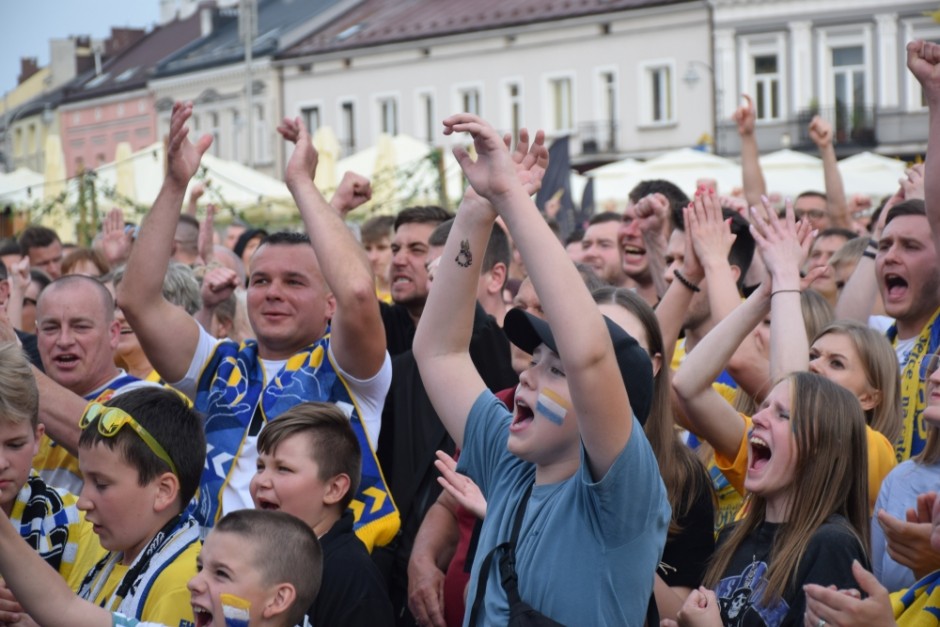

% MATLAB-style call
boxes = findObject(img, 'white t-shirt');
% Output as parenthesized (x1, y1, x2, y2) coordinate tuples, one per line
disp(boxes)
(172, 326, 392, 516)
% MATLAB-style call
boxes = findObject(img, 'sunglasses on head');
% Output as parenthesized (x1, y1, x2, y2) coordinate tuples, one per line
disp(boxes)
(79, 403, 178, 477)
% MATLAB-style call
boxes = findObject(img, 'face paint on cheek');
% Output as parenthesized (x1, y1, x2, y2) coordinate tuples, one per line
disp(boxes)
(221, 593, 251, 627)
(536, 387, 571, 426)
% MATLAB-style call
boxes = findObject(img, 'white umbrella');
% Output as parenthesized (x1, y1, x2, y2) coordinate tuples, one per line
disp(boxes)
(838, 152, 908, 198)
(634, 148, 740, 197)
(760, 149, 825, 198)
(0, 167, 44, 205)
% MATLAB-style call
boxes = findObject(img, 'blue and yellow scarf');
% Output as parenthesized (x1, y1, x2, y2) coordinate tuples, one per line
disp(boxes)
(193, 335, 399, 551)
(889, 308, 940, 462)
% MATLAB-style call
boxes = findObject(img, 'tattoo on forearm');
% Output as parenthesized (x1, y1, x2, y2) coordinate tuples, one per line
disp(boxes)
(455, 239, 473, 268)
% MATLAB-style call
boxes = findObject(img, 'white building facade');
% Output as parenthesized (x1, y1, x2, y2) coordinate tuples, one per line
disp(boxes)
(712, 0, 937, 157)
(276, 0, 714, 168)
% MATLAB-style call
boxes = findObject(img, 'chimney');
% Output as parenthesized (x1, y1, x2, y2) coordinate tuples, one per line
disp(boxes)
(18, 58, 40, 85)
(199, 1, 218, 37)
(106, 28, 147, 57)
(160, 0, 178, 24)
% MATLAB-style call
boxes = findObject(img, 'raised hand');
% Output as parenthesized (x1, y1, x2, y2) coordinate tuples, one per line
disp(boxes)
(732, 94, 756, 136)
(443, 114, 518, 202)
(200, 266, 240, 310)
(98, 207, 133, 266)
(166, 102, 213, 188)
(434, 450, 486, 520)
(278, 117, 319, 190)
(750, 197, 813, 288)
(688, 189, 735, 272)
(808, 116, 834, 149)
(509, 128, 549, 197)
(908, 40, 940, 104)
(330, 171, 372, 215)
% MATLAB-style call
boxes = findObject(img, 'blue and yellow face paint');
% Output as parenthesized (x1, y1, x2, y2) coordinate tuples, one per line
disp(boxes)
(221, 593, 251, 627)
(536, 387, 570, 426)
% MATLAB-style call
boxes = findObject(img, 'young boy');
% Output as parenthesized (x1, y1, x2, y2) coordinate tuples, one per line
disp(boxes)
(0, 342, 102, 590)
(251, 402, 394, 626)
(0, 507, 322, 627)
(72, 387, 206, 626)
(412, 117, 670, 624)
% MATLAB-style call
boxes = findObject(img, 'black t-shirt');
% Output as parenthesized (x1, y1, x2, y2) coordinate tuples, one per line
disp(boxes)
(659, 463, 716, 588)
(307, 512, 395, 627)
(379, 302, 417, 358)
(713, 516, 868, 627)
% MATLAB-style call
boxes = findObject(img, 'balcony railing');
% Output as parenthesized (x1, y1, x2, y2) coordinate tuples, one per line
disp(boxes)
(577, 120, 618, 155)
(795, 105, 877, 148)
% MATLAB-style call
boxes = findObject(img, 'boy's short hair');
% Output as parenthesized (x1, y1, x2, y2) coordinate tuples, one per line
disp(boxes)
(257, 402, 362, 511)
(360, 215, 395, 245)
(215, 509, 322, 626)
(0, 343, 39, 428)
(78, 387, 206, 508)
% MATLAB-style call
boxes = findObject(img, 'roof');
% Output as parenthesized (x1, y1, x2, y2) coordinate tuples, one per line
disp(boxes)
(154, 0, 348, 78)
(279, 0, 695, 58)
(61, 14, 203, 104)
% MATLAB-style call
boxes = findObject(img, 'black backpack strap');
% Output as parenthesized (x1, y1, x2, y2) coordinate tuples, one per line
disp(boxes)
(467, 483, 534, 626)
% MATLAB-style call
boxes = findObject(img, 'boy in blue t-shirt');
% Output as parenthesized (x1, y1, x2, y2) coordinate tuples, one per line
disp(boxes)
(412, 114, 670, 625)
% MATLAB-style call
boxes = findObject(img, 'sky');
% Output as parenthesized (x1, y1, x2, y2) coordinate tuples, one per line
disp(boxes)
(1, 1, 162, 96)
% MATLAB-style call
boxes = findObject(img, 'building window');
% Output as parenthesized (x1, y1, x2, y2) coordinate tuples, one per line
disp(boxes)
(831, 46, 866, 140)
(378, 97, 398, 135)
(753, 54, 780, 120)
(418, 92, 434, 143)
(232, 109, 241, 161)
(650, 66, 672, 123)
(209, 112, 220, 157)
(506, 82, 522, 139)
(548, 77, 573, 132)
(301, 105, 320, 134)
(341, 101, 356, 155)
(459, 87, 481, 115)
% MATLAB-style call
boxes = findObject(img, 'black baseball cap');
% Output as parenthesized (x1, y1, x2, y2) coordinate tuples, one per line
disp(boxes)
(503, 308, 653, 425)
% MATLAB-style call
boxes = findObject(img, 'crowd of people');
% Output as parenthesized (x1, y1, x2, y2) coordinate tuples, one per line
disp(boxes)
(1, 39, 940, 627)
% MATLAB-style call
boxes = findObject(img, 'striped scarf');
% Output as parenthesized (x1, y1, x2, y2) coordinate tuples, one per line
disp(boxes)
(888, 308, 940, 461)
(11, 473, 79, 574)
(193, 334, 399, 551)
(892, 569, 940, 626)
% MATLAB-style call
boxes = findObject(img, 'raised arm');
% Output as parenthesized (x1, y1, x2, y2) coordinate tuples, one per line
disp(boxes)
(734, 95, 767, 210)
(908, 41, 940, 256)
(116, 102, 210, 383)
(0, 507, 112, 627)
(749, 199, 817, 380)
(278, 117, 385, 379)
(414, 128, 545, 447)
(809, 116, 851, 229)
(449, 115, 632, 479)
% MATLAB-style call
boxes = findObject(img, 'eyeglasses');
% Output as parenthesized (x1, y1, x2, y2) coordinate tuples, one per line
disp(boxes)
(794, 209, 826, 221)
(79, 403, 178, 477)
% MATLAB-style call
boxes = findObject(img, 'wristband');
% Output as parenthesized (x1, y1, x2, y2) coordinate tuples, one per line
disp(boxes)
(867, 238, 878, 250)
(771, 289, 801, 298)
(862, 249, 876, 260)
(673, 269, 701, 293)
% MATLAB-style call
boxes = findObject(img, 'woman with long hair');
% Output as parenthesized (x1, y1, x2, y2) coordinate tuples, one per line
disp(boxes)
(667, 372, 870, 626)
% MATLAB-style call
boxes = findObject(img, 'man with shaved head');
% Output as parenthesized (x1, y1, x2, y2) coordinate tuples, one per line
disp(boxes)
(30, 275, 157, 492)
